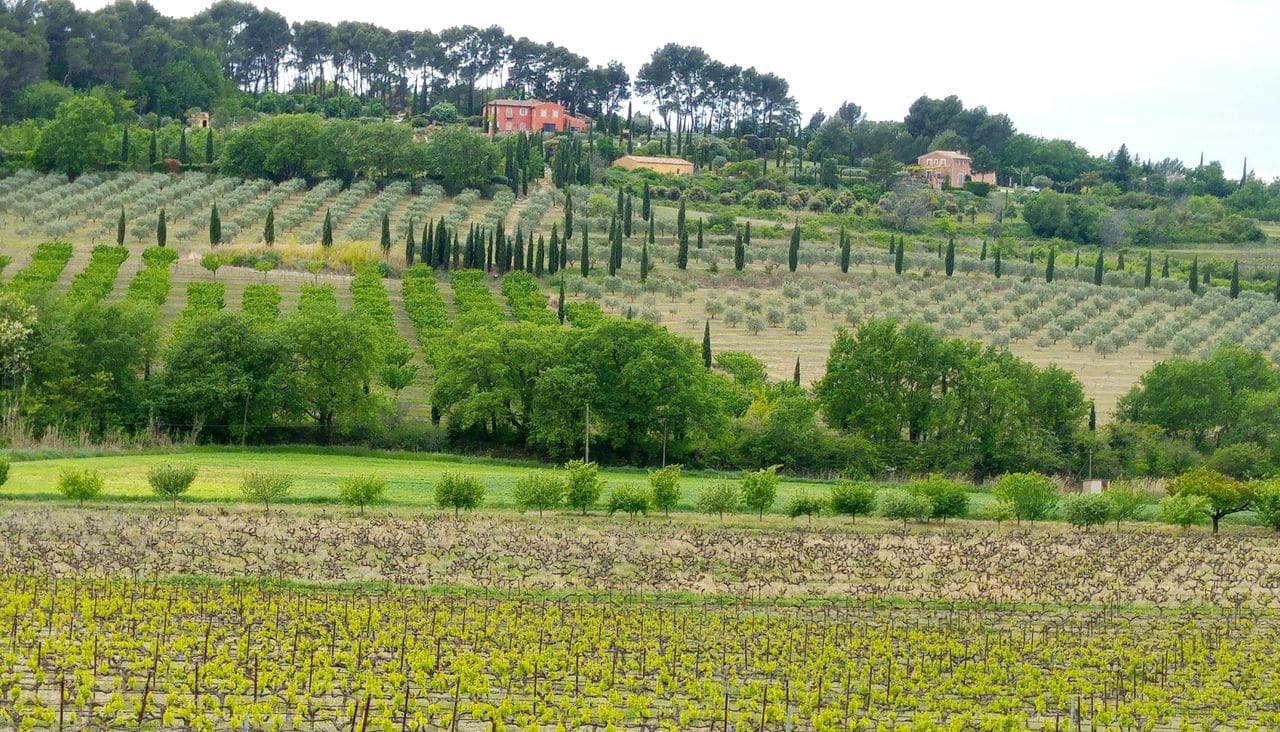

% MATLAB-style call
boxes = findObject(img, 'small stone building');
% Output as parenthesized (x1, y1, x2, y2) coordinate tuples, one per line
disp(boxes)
(611, 155, 695, 176)
(187, 110, 211, 129)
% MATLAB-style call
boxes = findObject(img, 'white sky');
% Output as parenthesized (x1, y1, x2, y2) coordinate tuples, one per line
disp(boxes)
(79, 0, 1280, 179)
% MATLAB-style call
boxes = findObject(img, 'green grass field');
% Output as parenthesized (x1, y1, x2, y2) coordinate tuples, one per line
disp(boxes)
(2, 447, 1004, 513)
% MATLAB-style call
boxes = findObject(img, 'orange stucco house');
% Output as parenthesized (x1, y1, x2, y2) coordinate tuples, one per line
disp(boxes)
(915, 150, 996, 189)
(483, 99, 588, 135)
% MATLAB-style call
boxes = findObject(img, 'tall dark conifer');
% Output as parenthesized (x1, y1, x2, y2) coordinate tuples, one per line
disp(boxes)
(1230, 260, 1241, 299)
(1143, 251, 1152, 288)
(945, 237, 956, 277)
(1189, 257, 1199, 293)
(157, 208, 166, 247)
(322, 209, 333, 247)
(209, 204, 221, 246)
(640, 240, 650, 282)
(116, 207, 126, 245)
(702, 321, 712, 369)
(839, 228, 850, 273)
(1093, 251, 1104, 285)
(788, 221, 800, 273)
(580, 223, 590, 277)
(1044, 246, 1055, 283)
(264, 208, 275, 246)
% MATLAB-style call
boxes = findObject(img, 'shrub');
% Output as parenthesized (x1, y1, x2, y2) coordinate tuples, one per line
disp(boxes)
(0, 458, 9, 487)
(878, 489, 932, 526)
(564, 460, 604, 515)
(1060, 493, 1112, 529)
(978, 501, 1015, 524)
(1160, 493, 1211, 529)
(1103, 482, 1152, 528)
(147, 464, 197, 506)
(607, 484, 650, 517)
(830, 481, 876, 522)
(434, 472, 484, 516)
(648, 464, 681, 515)
(241, 471, 292, 510)
(786, 493, 824, 521)
(909, 475, 970, 522)
(741, 465, 780, 518)
(992, 472, 1058, 523)
(338, 476, 386, 514)
(512, 473, 565, 517)
(58, 469, 103, 507)
(698, 482, 740, 519)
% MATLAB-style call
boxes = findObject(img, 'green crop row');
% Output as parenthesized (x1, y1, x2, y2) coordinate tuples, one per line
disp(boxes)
(183, 281, 224, 316)
(123, 247, 178, 306)
(450, 269, 503, 328)
(241, 283, 281, 322)
(64, 245, 128, 304)
(6, 241, 73, 302)
(501, 271, 557, 325)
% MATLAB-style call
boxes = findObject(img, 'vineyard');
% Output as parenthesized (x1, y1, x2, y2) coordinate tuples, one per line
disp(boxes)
(1, 504, 1279, 730)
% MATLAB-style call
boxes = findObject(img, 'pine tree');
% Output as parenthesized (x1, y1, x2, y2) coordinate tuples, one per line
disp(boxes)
(979, 240, 986, 261)
(641, 182, 651, 221)
(839, 228, 850, 273)
(945, 237, 956, 277)
(1230, 260, 1241, 299)
(380, 212, 391, 254)
(557, 276, 566, 323)
(993, 247, 1002, 278)
(580, 223, 590, 277)
(792, 358, 801, 387)
(264, 208, 275, 246)
(1093, 251, 1104, 286)
(157, 208, 166, 248)
(640, 240, 650, 282)
(1044, 246, 1055, 283)
(322, 209, 333, 247)
(535, 235, 545, 276)
(405, 219, 415, 265)
(205, 127, 214, 165)
(209, 204, 221, 246)
(121, 126, 129, 164)
(894, 239, 905, 275)
(116, 207, 126, 245)
(548, 225, 560, 275)
(734, 232, 745, 272)
(1143, 251, 1152, 288)
(788, 221, 800, 273)
(677, 226, 689, 270)
(1189, 257, 1199, 293)
(702, 321, 712, 369)
(178, 129, 189, 164)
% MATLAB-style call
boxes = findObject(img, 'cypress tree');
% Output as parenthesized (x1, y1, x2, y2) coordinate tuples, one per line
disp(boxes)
(895, 239, 905, 274)
(121, 126, 129, 164)
(513, 227, 525, 271)
(564, 189, 574, 239)
(788, 221, 800, 273)
(1162, 255, 1170, 278)
(560, 231, 568, 270)
(1093, 251, 1104, 285)
(557, 276, 566, 323)
(702, 321, 712, 369)
(640, 240, 650, 282)
(839, 228, 850, 274)
(1074, 249, 1081, 268)
(436, 219, 447, 267)
(1274, 269, 1279, 303)
(405, 218, 415, 265)
(734, 232, 745, 272)
(156, 208, 166, 248)
(1088, 401, 1096, 431)
(525, 232, 534, 273)
(677, 227, 689, 270)
(1189, 257, 1199, 293)
(421, 218, 432, 265)
(677, 198, 686, 240)
(520, 168, 527, 197)
(647, 215, 655, 245)
(209, 204, 221, 246)
(179, 129, 189, 164)
(148, 130, 157, 166)
(264, 208, 275, 246)
(580, 223, 590, 277)
(116, 207, 126, 245)
(945, 237, 956, 277)
(696, 218, 704, 249)
(1044, 246, 1055, 283)
(792, 358, 801, 387)
(322, 209, 333, 247)
(535, 235, 545, 276)
(744, 221, 751, 247)
(380, 212, 391, 254)
(623, 194, 633, 237)
(1143, 251, 1152, 288)
(979, 239, 986, 261)
(205, 127, 214, 165)
(607, 217, 618, 277)
(889, 235, 896, 256)
(993, 246, 1002, 278)
(1117, 252, 1125, 271)
(1230, 260, 1240, 299)
(548, 225, 560, 275)
(641, 182, 651, 221)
